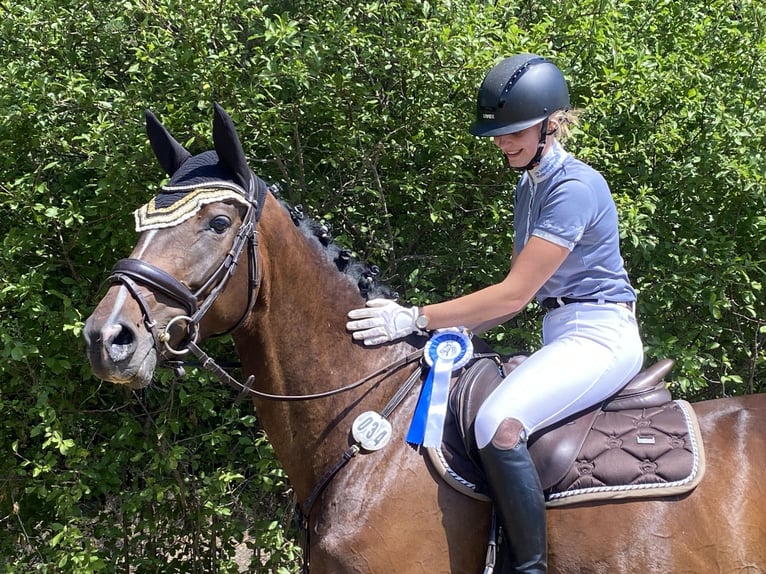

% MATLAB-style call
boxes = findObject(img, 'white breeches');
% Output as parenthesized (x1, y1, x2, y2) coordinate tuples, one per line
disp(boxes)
(474, 302, 644, 449)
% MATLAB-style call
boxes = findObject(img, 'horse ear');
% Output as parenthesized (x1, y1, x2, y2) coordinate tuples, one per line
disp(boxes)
(145, 110, 192, 176)
(212, 102, 252, 193)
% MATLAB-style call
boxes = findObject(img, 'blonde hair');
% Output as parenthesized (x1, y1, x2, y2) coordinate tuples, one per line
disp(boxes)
(549, 108, 583, 141)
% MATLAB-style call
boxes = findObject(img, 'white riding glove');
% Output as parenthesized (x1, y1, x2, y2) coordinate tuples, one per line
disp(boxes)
(346, 299, 420, 346)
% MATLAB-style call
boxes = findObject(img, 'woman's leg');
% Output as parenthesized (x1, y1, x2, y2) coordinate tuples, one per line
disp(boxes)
(479, 417, 547, 573)
(474, 303, 642, 573)
(475, 303, 643, 447)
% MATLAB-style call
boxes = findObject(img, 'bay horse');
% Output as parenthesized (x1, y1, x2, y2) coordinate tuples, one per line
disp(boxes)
(84, 104, 766, 573)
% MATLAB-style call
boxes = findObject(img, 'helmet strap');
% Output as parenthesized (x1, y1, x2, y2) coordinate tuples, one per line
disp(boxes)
(521, 118, 549, 171)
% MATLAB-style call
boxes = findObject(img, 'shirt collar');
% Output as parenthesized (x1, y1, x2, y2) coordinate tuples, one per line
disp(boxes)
(528, 141, 568, 184)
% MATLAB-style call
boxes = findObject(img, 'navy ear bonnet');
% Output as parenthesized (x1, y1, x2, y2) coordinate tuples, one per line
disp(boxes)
(135, 103, 269, 231)
(146, 150, 248, 210)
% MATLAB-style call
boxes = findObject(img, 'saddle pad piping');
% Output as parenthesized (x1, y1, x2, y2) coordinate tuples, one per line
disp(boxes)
(425, 446, 491, 502)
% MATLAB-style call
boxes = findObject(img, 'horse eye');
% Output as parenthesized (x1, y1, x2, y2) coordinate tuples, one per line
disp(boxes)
(209, 215, 232, 234)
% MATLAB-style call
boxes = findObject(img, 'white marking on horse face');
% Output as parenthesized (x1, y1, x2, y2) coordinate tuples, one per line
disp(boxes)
(105, 230, 159, 324)
(134, 230, 157, 259)
(106, 287, 130, 328)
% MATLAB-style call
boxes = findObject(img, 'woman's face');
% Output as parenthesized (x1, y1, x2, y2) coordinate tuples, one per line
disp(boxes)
(492, 122, 549, 169)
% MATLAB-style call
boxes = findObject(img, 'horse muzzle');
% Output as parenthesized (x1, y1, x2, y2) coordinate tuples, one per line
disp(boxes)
(83, 313, 157, 388)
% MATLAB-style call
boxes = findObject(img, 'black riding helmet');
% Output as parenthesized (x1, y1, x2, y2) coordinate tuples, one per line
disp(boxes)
(470, 54, 570, 170)
(469, 54, 570, 138)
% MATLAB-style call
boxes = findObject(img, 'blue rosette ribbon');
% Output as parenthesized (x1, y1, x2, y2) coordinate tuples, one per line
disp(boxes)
(406, 329, 473, 448)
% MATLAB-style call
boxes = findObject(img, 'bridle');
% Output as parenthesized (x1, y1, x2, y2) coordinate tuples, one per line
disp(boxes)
(108, 177, 267, 376)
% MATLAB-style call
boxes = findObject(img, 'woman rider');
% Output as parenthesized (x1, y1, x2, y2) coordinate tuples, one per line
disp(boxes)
(346, 54, 644, 573)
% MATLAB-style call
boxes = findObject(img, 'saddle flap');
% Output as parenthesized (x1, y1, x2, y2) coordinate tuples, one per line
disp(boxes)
(450, 358, 504, 472)
(528, 408, 601, 491)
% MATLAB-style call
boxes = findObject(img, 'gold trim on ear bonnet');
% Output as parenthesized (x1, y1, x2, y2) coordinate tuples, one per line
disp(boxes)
(134, 184, 250, 232)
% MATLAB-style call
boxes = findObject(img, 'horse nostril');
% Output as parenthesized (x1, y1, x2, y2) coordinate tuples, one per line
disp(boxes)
(104, 323, 137, 363)
(112, 326, 133, 346)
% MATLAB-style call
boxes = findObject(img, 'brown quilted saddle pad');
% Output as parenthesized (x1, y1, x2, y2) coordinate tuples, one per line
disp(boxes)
(425, 357, 706, 508)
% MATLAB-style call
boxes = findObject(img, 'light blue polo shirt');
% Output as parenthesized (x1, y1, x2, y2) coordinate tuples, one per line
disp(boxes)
(513, 142, 636, 303)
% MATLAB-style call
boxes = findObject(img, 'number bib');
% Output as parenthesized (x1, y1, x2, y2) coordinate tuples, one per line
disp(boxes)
(352, 411, 393, 451)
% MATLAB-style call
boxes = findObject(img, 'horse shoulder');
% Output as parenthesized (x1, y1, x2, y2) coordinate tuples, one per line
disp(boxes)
(310, 404, 491, 573)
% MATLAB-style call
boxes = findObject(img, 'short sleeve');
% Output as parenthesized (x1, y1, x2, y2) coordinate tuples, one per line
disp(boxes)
(530, 179, 594, 250)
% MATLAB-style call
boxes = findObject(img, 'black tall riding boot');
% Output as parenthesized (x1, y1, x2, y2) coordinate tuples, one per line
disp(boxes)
(479, 418, 547, 574)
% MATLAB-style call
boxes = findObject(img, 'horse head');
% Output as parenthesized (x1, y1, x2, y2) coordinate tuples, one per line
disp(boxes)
(84, 103, 396, 396)
(84, 103, 268, 388)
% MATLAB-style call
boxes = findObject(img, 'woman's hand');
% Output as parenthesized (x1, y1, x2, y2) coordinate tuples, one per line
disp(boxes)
(346, 299, 420, 346)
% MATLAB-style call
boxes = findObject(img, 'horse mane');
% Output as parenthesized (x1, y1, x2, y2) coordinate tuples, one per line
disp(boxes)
(273, 188, 395, 301)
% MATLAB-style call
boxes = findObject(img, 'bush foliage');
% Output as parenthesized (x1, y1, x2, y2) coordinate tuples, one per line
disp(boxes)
(1, 0, 764, 571)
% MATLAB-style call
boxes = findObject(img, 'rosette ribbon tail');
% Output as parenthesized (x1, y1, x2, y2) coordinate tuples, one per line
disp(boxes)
(406, 329, 473, 448)
(406, 366, 436, 446)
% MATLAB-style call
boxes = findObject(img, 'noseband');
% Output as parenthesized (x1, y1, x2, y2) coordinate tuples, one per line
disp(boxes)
(108, 179, 268, 361)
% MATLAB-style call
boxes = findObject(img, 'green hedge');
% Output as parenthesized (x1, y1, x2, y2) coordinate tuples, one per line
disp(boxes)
(1, 0, 764, 570)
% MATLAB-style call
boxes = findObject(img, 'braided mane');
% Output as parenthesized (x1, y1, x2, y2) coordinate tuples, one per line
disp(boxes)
(275, 190, 394, 301)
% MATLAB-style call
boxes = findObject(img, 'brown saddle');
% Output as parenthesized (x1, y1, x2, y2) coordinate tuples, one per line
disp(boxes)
(441, 355, 678, 494)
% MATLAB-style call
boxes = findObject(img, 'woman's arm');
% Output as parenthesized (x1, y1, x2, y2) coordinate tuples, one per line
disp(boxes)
(346, 237, 569, 345)
(421, 236, 569, 331)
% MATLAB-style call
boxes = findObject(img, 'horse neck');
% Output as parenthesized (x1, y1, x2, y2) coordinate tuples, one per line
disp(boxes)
(234, 195, 409, 499)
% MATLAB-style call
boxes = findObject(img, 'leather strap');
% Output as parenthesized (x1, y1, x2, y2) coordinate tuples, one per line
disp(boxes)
(111, 258, 197, 315)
